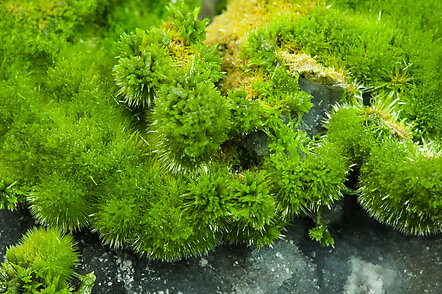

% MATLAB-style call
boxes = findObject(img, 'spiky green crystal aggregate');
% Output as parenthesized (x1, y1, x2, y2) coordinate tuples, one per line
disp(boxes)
(0, 227, 95, 293)
(359, 140, 441, 235)
(0, 0, 440, 263)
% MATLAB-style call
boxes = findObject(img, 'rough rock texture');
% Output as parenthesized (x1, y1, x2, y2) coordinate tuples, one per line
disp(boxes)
(297, 76, 345, 137)
(241, 131, 270, 162)
(319, 199, 345, 225)
(1, 196, 441, 294)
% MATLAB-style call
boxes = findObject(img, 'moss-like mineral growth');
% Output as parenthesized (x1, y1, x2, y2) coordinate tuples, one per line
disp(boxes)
(0, 0, 440, 262)
(0, 227, 95, 293)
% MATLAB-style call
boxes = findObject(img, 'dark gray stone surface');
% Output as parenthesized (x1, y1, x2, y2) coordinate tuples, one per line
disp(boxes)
(241, 131, 270, 162)
(298, 76, 345, 137)
(1, 196, 441, 294)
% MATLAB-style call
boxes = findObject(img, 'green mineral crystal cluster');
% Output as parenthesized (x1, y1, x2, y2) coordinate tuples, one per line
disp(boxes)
(0, 0, 440, 266)
(0, 227, 95, 293)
